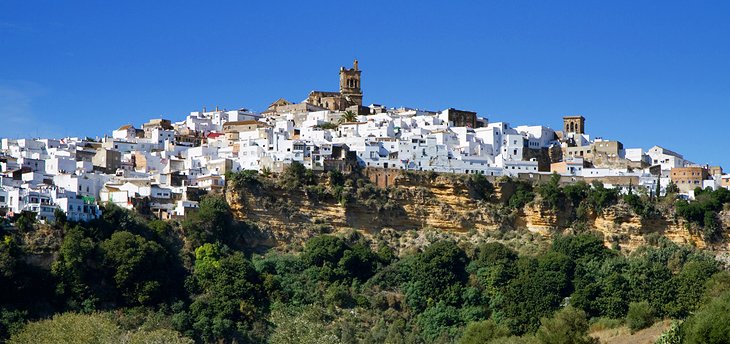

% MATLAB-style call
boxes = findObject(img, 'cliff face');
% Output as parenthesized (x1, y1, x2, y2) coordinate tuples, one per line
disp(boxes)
(225, 171, 710, 252)
(225, 173, 507, 249)
(591, 204, 706, 249)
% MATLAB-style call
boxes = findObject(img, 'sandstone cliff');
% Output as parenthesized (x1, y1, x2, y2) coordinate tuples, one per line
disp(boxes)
(225, 169, 717, 252)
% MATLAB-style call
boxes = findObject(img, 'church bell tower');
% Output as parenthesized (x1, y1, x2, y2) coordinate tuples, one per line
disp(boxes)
(339, 59, 362, 107)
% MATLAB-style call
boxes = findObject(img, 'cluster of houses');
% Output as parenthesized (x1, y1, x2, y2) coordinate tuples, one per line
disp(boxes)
(0, 61, 726, 223)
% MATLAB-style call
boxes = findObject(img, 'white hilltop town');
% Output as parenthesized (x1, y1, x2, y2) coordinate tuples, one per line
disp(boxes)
(0, 60, 727, 223)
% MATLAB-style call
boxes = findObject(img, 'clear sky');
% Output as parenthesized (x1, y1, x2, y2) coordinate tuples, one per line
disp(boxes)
(1, 1, 729, 167)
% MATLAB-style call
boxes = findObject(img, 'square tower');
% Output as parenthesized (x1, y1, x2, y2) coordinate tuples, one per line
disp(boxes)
(563, 115, 585, 134)
(339, 59, 362, 107)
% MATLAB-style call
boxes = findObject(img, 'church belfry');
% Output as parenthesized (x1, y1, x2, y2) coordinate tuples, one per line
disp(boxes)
(305, 60, 364, 111)
(339, 59, 362, 107)
(563, 115, 585, 134)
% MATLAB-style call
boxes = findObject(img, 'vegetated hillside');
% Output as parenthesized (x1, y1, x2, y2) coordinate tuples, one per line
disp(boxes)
(225, 166, 720, 254)
(3, 164, 730, 343)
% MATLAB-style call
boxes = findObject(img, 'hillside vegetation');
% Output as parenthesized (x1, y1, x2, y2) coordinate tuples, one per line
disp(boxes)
(2, 165, 730, 343)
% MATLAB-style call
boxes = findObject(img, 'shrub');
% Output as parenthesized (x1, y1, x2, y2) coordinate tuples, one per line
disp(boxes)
(466, 173, 494, 201)
(537, 174, 564, 210)
(535, 306, 597, 344)
(9, 312, 120, 344)
(683, 292, 730, 344)
(458, 319, 511, 344)
(8, 312, 193, 344)
(654, 321, 682, 344)
(626, 301, 654, 332)
(509, 182, 535, 209)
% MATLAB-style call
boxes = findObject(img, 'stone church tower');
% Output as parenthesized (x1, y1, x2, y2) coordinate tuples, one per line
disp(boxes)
(305, 59, 364, 111)
(339, 59, 362, 107)
(563, 115, 585, 134)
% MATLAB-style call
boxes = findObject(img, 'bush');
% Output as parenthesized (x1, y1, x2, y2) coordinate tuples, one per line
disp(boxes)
(9, 312, 120, 344)
(586, 181, 618, 212)
(654, 321, 682, 344)
(466, 174, 494, 201)
(324, 283, 353, 308)
(537, 174, 564, 210)
(626, 301, 654, 332)
(683, 292, 730, 344)
(458, 319, 511, 344)
(508, 182, 535, 209)
(280, 161, 314, 190)
(535, 306, 597, 344)
(227, 169, 261, 189)
(675, 187, 730, 243)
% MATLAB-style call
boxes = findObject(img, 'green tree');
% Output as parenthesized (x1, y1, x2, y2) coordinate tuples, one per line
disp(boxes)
(51, 226, 97, 310)
(417, 302, 463, 341)
(184, 194, 234, 246)
(53, 208, 67, 226)
(302, 235, 348, 267)
(13, 211, 36, 232)
(626, 259, 674, 317)
(404, 241, 468, 312)
(100, 231, 170, 305)
(537, 173, 564, 210)
(570, 257, 630, 319)
(492, 256, 570, 335)
(338, 242, 380, 281)
(189, 251, 266, 343)
(552, 234, 610, 264)
(469, 242, 518, 300)
(667, 259, 719, 318)
(0, 308, 26, 342)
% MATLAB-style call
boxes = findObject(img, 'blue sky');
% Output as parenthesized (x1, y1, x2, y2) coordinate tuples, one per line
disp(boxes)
(1, 1, 729, 167)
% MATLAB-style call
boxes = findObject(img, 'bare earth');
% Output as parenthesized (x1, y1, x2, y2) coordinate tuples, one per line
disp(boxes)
(591, 320, 672, 344)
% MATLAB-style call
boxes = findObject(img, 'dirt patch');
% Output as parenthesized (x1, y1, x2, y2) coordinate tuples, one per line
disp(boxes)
(591, 320, 672, 344)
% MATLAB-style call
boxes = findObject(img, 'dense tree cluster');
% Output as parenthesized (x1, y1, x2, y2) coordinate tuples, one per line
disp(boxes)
(675, 187, 730, 242)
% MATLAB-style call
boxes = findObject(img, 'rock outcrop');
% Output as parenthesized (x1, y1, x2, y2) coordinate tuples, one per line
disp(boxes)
(225, 170, 711, 252)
